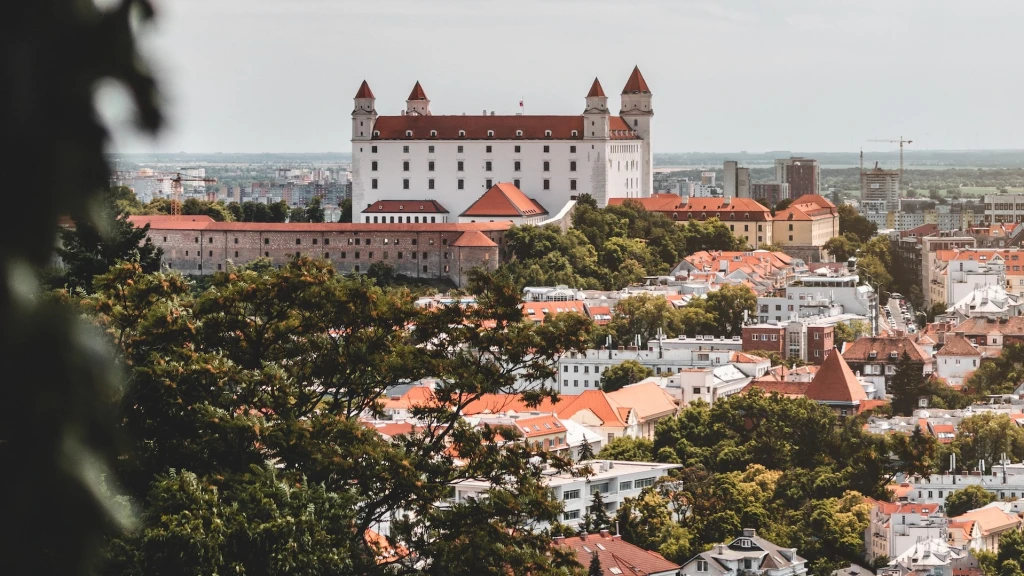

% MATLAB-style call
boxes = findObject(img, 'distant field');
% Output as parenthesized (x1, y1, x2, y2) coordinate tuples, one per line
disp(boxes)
(955, 187, 1024, 196)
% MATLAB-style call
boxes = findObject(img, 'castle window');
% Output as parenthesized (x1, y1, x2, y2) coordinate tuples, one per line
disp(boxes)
(458, 130, 465, 137)
(543, 161, 550, 171)
(423, 265, 428, 273)
(428, 179, 435, 190)
(570, 145, 576, 153)
(296, 238, 301, 245)
(403, 161, 409, 171)
(234, 237, 239, 244)
(405, 130, 412, 137)
(264, 238, 270, 245)
(371, 161, 378, 171)
(514, 161, 521, 171)
(403, 145, 409, 153)
(341, 251, 346, 259)
(571, 131, 578, 137)
(371, 178, 378, 189)
(403, 179, 409, 189)
(458, 179, 464, 190)
(324, 238, 329, 246)
(486, 145, 492, 153)
(570, 161, 577, 171)
(429, 131, 437, 137)
(515, 145, 521, 153)
(487, 130, 494, 137)
(543, 145, 550, 153)
(543, 179, 550, 190)
(544, 130, 552, 137)
(457, 160, 464, 171)
(486, 179, 493, 188)
(486, 161, 492, 171)
(516, 130, 523, 137)
(372, 132, 379, 138)
(428, 161, 435, 171)
(514, 179, 521, 189)
(324, 253, 329, 259)
(312, 239, 318, 245)
(570, 180, 577, 191)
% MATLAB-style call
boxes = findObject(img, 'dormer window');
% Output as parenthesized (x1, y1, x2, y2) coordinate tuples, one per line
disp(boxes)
(890, 351, 898, 359)
(419, 205, 424, 210)
(399, 205, 404, 210)
(571, 130, 578, 137)
(487, 130, 494, 137)
(545, 130, 552, 137)
(516, 130, 523, 137)
(373, 130, 380, 137)
(869, 351, 878, 359)
(458, 130, 466, 137)
(405, 130, 413, 137)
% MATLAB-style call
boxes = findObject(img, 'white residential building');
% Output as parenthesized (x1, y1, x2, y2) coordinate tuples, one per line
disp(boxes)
(679, 529, 808, 576)
(350, 68, 653, 219)
(450, 460, 680, 526)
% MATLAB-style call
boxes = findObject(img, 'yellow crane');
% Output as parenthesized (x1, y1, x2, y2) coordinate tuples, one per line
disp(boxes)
(867, 137, 913, 188)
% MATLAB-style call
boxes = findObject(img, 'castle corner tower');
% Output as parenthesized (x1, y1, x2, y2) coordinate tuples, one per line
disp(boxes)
(619, 66, 653, 197)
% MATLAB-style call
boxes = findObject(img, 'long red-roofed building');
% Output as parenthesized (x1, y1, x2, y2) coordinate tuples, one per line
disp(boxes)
(349, 69, 654, 222)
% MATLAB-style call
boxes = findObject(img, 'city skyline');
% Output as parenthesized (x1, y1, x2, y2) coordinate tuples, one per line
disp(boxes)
(107, 0, 1024, 154)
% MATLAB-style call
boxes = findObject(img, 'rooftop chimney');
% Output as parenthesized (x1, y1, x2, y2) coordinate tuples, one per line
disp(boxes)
(742, 528, 756, 538)
(599, 529, 610, 538)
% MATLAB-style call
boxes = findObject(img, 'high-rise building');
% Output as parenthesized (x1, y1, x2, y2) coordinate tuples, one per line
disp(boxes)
(723, 160, 750, 198)
(774, 157, 820, 198)
(861, 163, 900, 212)
(750, 183, 790, 206)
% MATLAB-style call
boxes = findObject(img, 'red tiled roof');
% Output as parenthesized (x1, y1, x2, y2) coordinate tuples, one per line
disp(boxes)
(937, 334, 981, 356)
(587, 78, 606, 98)
(775, 204, 814, 221)
(607, 194, 684, 211)
(522, 301, 587, 324)
(515, 414, 565, 438)
(128, 215, 512, 233)
(621, 66, 651, 94)
(790, 194, 836, 211)
(607, 117, 641, 139)
(806, 349, 868, 404)
(369, 114, 641, 141)
(461, 182, 548, 217)
(556, 533, 678, 576)
(955, 316, 1024, 336)
(407, 81, 427, 101)
(558, 390, 629, 428)
(361, 200, 449, 214)
(843, 336, 930, 363)
(355, 80, 375, 99)
(896, 502, 939, 515)
(451, 230, 497, 248)
(381, 386, 437, 411)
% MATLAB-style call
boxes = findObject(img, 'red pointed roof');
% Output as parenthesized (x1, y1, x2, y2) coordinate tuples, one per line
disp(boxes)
(621, 66, 650, 94)
(587, 77, 606, 97)
(355, 80, 374, 99)
(805, 349, 867, 404)
(407, 81, 428, 101)
(460, 183, 548, 218)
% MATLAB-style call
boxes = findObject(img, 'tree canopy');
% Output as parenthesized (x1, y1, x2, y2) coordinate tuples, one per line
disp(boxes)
(943, 485, 996, 518)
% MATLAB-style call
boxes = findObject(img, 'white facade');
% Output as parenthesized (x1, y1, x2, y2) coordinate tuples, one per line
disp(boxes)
(351, 71, 652, 218)
(935, 354, 979, 386)
(983, 193, 1024, 224)
(904, 467, 1024, 508)
(451, 460, 679, 526)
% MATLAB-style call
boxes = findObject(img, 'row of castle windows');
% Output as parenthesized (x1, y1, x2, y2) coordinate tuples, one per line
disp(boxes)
(169, 260, 453, 275)
(385, 129, 572, 138)
(376, 160, 579, 173)
(168, 236, 448, 247)
(171, 249, 459, 261)
(374, 144, 575, 155)
(372, 178, 574, 192)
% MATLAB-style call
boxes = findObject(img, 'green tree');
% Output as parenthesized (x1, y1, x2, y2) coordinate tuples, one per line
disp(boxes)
(89, 261, 594, 575)
(824, 235, 857, 262)
(268, 200, 289, 222)
(55, 186, 163, 292)
(305, 196, 326, 223)
(928, 302, 948, 321)
(608, 293, 681, 347)
(598, 437, 654, 461)
(601, 361, 655, 393)
(838, 204, 878, 243)
(954, 413, 1024, 469)
(338, 197, 353, 223)
(888, 351, 925, 416)
(703, 284, 757, 337)
(588, 490, 612, 533)
(944, 485, 996, 517)
(288, 206, 307, 222)
(588, 551, 603, 576)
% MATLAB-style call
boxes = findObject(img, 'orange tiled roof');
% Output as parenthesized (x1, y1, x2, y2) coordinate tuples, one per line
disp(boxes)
(606, 382, 677, 420)
(952, 507, 1022, 535)
(937, 334, 981, 356)
(451, 230, 497, 248)
(607, 193, 684, 211)
(556, 532, 679, 576)
(621, 66, 651, 94)
(461, 182, 548, 217)
(587, 77, 606, 98)
(805, 349, 868, 404)
(843, 336, 930, 363)
(522, 300, 587, 324)
(381, 386, 437, 411)
(743, 380, 810, 398)
(515, 414, 565, 438)
(362, 200, 448, 214)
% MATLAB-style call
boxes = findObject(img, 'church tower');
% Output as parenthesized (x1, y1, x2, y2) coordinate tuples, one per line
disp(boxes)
(406, 81, 431, 116)
(352, 80, 377, 141)
(619, 66, 653, 196)
(582, 77, 609, 140)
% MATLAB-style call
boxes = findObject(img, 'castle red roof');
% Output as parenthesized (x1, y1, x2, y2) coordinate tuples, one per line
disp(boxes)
(361, 200, 448, 214)
(461, 183, 548, 218)
(407, 81, 427, 101)
(805, 349, 868, 405)
(355, 80, 374, 99)
(450, 230, 497, 248)
(128, 215, 511, 233)
(369, 115, 640, 141)
(621, 66, 651, 94)
(587, 77, 606, 98)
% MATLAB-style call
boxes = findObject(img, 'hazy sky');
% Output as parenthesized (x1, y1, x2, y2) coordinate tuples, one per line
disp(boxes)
(106, 0, 1024, 154)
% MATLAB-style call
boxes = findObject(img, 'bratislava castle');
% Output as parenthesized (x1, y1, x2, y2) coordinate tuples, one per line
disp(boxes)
(350, 67, 653, 221)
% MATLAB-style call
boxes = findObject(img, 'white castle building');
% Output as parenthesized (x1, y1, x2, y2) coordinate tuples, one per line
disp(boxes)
(350, 67, 654, 221)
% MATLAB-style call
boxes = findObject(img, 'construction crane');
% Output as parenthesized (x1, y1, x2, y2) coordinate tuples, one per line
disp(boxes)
(160, 172, 218, 215)
(867, 137, 913, 188)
